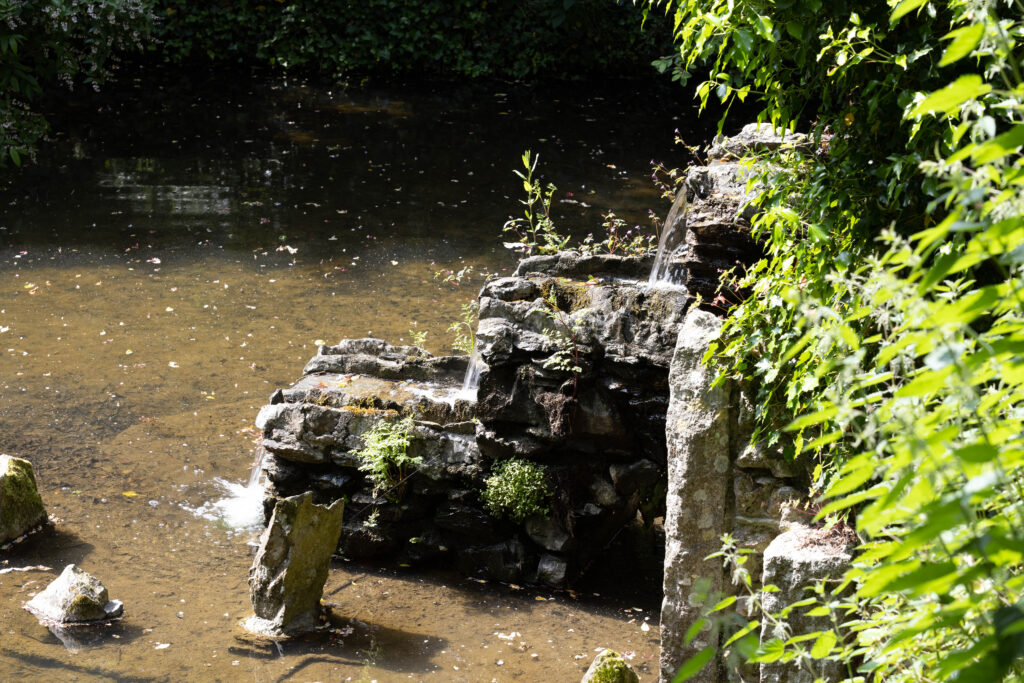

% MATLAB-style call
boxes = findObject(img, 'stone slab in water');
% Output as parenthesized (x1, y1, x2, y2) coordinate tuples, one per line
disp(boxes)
(25, 564, 123, 624)
(248, 491, 344, 635)
(0, 454, 47, 544)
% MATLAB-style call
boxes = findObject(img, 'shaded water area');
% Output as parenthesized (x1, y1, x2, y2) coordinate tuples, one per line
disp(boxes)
(0, 69, 701, 681)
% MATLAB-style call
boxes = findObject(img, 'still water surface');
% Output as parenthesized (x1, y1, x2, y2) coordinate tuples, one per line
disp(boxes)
(0, 70, 701, 681)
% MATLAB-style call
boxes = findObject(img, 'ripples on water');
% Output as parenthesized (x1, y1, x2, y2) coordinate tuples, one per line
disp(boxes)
(0, 68, 703, 680)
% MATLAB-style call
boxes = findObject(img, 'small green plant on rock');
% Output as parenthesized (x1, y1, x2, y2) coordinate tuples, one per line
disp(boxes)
(355, 417, 420, 501)
(538, 289, 585, 397)
(447, 300, 478, 355)
(502, 151, 570, 256)
(482, 458, 552, 523)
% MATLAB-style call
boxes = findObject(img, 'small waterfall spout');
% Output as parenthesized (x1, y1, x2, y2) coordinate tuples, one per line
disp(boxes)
(458, 349, 483, 401)
(648, 187, 689, 287)
(246, 445, 267, 489)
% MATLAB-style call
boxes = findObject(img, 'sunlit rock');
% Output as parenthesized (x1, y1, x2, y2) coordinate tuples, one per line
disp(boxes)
(25, 564, 123, 624)
(760, 524, 854, 683)
(581, 648, 640, 683)
(0, 454, 47, 544)
(246, 491, 344, 635)
(660, 309, 732, 683)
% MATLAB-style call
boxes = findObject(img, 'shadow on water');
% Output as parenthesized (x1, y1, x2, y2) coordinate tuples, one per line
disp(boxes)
(0, 651, 165, 682)
(229, 612, 448, 676)
(8, 525, 96, 568)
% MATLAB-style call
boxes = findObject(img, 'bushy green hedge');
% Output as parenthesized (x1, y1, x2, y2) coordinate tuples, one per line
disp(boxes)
(0, 0, 153, 166)
(641, 0, 1024, 680)
(151, 0, 672, 79)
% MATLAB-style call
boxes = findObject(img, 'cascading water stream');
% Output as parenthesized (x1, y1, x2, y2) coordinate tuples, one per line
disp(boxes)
(647, 186, 689, 287)
(246, 444, 267, 489)
(458, 348, 483, 401)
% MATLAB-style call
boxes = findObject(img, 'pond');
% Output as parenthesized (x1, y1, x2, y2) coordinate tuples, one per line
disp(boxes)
(0, 68, 704, 681)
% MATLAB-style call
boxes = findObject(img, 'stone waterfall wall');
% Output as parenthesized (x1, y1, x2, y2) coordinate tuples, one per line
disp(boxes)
(249, 123, 851, 680)
(255, 255, 691, 587)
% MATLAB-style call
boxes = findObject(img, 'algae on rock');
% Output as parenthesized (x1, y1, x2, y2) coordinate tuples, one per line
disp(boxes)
(0, 454, 47, 544)
(581, 648, 641, 683)
(247, 491, 345, 635)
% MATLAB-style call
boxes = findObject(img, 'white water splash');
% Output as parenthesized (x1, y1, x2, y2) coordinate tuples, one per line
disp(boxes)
(190, 448, 266, 531)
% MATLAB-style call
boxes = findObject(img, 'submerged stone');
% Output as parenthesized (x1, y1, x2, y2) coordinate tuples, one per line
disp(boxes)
(0, 454, 47, 544)
(581, 648, 640, 683)
(247, 491, 344, 635)
(25, 564, 123, 624)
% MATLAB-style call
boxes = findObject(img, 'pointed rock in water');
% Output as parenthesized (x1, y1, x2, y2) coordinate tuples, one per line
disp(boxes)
(0, 454, 47, 544)
(247, 491, 344, 635)
(25, 564, 124, 624)
(581, 649, 640, 683)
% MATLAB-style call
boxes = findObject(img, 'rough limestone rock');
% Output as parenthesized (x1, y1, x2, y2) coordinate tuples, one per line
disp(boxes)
(706, 122, 807, 160)
(760, 524, 854, 683)
(660, 310, 732, 683)
(25, 564, 123, 624)
(0, 454, 47, 544)
(247, 492, 344, 634)
(581, 648, 640, 683)
(653, 162, 762, 301)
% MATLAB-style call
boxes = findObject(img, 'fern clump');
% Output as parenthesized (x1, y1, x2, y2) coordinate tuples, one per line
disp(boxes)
(481, 459, 551, 523)
(355, 417, 420, 500)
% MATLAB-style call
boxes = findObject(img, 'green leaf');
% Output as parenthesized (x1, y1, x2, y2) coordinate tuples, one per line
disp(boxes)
(939, 24, 985, 66)
(786, 405, 838, 431)
(891, 0, 929, 22)
(810, 630, 837, 658)
(971, 124, 1024, 164)
(684, 617, 708, 644)
(711, 596, 737, 613)
(671, 646, 717, 682)
(750, 638, 786, 664)
(724, 619, 760, 647)
(911, 75, 991, 117)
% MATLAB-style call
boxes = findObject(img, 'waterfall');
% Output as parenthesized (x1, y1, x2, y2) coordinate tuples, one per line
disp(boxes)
(458, 349, 483, 400)
(648, 186, 689, 287)
(246, 445, 267, 490)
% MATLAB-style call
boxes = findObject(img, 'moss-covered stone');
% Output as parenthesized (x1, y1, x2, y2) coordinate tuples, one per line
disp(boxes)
(0, 454, 46, 544)
(581, 649, 640, 683)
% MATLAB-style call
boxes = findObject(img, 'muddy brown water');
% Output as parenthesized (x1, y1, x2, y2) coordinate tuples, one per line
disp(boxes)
(0, 70, 705, 681)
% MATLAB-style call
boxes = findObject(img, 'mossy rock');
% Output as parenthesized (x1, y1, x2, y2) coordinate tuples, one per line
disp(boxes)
(0, 454, 46, 544)
(581, 648, 640, 683)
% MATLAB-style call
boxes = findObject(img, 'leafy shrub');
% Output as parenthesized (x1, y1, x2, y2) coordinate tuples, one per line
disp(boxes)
(641, 0, 1024, 680)
(151, 0, 672, 80)
(482, 459, 551, 523)
(0, 0, 153, 166)
(355, 416, 420, 501)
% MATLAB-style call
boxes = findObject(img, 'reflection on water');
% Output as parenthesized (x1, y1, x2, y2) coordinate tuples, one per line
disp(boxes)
(0, 69, 697, 680)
